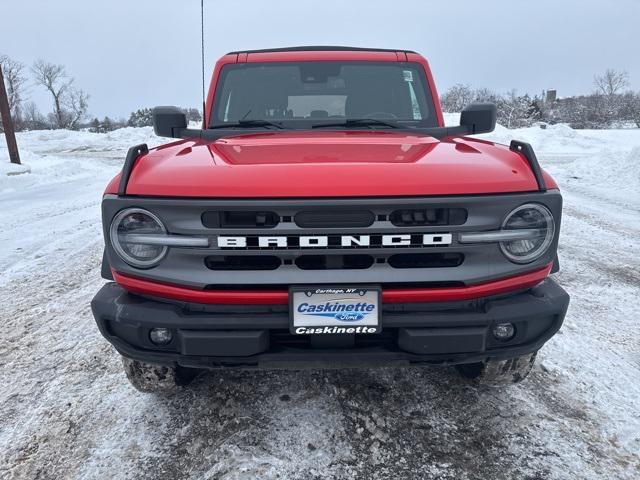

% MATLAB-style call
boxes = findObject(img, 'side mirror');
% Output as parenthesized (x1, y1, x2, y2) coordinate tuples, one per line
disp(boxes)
(459, 103, 496, 134)
(153, 106, 187, 138)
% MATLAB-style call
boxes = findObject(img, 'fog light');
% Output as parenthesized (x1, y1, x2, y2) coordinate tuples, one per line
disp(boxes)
(492, 323, 516, 341)
(149, 328, 173, 345)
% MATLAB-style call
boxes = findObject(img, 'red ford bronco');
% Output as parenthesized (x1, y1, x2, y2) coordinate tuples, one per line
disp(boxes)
(91, 46, 569, 392)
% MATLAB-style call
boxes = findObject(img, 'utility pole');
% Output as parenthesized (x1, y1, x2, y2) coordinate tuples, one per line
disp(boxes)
(0, 63, 21, 165)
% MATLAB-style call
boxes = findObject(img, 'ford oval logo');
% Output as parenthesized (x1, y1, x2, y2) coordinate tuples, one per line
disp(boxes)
(334, 312, 365, 322)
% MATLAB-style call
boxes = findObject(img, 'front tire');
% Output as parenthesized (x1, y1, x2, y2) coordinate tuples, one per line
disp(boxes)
(121, 357, 197, 393)
(456, 351, 537, 386)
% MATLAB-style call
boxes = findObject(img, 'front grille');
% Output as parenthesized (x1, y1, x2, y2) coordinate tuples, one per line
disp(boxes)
(200, 202, 467, 276)
(103, 192, 563, 288)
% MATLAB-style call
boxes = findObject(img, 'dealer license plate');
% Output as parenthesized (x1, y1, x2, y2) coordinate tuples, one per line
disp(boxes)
(290, 286, 381, 335)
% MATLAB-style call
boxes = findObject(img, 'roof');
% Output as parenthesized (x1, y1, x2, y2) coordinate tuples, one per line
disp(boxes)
(226, 46, 417, 55)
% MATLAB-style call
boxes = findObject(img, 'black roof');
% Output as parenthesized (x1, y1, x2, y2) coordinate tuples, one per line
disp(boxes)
(227, 46, 416, 55)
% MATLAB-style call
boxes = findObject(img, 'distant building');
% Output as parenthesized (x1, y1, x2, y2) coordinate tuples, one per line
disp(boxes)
(546, 89, 557, 103)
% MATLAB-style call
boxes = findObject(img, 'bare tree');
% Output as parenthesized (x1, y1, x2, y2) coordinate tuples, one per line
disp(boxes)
(22, 101, 48, 130)
(63, 87, 89, 129)
(592, 69, 630, 126)
(620, 92, 640, 128)
(594, 69, 629, 96)
(496, 90, 539, 128)
(633, 93, 640, 128)
(440, 83, 475, 112)
(183, 107, 202, 123)
(473, 87, 501, 104)
(0, 54, 27, 128)
(31, 59, 72, 128)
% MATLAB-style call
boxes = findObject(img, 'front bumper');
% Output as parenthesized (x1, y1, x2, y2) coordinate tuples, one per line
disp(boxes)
(91, 279, 569, 370)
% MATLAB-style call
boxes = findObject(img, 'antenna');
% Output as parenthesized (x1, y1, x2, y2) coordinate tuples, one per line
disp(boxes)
(200, 0, 206, 128)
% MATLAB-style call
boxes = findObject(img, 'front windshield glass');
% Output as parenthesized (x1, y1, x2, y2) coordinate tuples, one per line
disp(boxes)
(210, 61, 437, 129)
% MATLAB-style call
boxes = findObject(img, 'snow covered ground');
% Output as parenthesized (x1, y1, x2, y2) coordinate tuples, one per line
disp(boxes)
(0, 123, 639, 479)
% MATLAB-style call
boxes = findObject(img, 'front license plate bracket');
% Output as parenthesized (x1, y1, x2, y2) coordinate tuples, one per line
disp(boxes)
(289, 285, 381, 335)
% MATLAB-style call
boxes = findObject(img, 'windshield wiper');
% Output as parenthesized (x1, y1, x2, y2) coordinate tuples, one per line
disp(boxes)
(312, 118, 402, 129)
(210, 120, 285, 129)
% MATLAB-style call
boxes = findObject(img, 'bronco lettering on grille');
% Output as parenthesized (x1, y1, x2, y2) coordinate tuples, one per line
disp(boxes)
(217, 234, 452, 249)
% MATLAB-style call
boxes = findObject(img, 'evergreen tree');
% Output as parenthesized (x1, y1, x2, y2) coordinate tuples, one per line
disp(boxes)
(89, 118, 101, 133)
(102, 116, 114, 132)
(127, 108, 153, 127)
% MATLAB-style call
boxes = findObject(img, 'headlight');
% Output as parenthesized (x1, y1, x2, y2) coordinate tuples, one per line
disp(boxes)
(500, 204, 555, 263)
(110, 208, 167, 268)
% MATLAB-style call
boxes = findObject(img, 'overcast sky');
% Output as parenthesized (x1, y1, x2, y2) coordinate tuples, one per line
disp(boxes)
(2, 0, 639, 119)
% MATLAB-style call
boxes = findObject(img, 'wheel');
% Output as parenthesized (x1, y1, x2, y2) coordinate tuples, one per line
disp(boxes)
(455, 351, 537, 386)
(121, 357, 198, 393)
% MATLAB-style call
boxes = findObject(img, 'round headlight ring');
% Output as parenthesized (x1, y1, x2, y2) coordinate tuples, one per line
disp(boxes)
(110, 208, 168, 268)
(500, 203, 555, 264)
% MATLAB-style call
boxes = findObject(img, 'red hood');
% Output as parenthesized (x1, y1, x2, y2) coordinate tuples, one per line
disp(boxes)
(118, 131, 556, 197)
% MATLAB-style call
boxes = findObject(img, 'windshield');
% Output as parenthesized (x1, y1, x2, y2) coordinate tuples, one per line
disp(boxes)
(210, 61, 438, 129)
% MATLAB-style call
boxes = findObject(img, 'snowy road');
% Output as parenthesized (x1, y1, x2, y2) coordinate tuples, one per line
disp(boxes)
(1, 126, 639, 479)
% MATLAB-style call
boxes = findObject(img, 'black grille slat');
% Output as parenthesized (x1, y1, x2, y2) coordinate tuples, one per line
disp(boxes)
(295, 254, 374, 270)
(205, 255, 281, 271)
(390, 208, 467, 226)
(388, 253, 464, 269)
(202, 211, 280, 228)
(295, 210, 375, 228)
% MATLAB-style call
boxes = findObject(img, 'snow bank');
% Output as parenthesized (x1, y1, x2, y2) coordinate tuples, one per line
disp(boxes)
(0, 127, 165, 195)
(13, 126, 161, 154)
(446, 111, 640, 202)
(481, 124, 640, 202)
(0, 160, 30, 177)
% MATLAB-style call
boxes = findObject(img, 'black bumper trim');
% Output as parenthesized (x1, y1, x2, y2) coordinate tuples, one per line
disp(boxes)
(91, 279, 569, 369)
